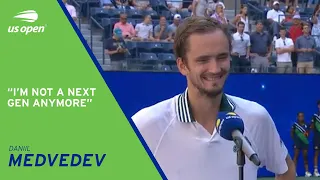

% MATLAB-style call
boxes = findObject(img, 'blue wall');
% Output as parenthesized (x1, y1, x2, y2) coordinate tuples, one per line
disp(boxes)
(102, 72, 320, 177)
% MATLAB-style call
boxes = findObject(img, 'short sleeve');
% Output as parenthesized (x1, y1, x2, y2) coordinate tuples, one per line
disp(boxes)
(135, 24, 140, 32)
(154, 25, 160, 33)
(266, 10, 272, 19)
(287, 38, 294, 46)
(247, 35, 251, 47)
(104, 39, 112, 50)
(253, 104, 289, 175)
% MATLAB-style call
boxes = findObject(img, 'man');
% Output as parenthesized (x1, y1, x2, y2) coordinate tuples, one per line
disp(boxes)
(134, 15, 154, 41)
(154, 16, 173, 41)
(208, 0, 225, 11)
(275, 27, 294, 73)
(289, 14, 303, 68)
(231, 21, 251, 73)
(295, 23, 316, 74)
(132, 17, 295, 180)
(310, 100, 320, 177)
(169, 14, 181, 38)
(266, 1, 285, 38)
(63, 0, 77, 21)
(105, 28, 128, 69)
(250, 21, 272, 73)
(191, 0, 208, 17)
(113, 13, 135, 39)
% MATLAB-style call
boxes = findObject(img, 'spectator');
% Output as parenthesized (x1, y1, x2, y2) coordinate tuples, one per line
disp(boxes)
(232, 5, 249, 33)
(100, 0, 115, 9)
(267, 1, 285, 38)
(167, 0, 183, 13)
(285, 0, 298, 8)
(116, 0, 136, 9)
(250, 21, 272, 73)
(169, 14, 181, 37)
(154, 16, 173, 41)
(308, 0, 319, 8)
(311, 4, 320, 48)
(289, 14, 303, 68)
(63, 0, 77, 21)
(231, 21, 251, 73)
(283, 5, 295, 23)
(133, 15, 154, 41)
(105, 28, 128, 68)
(295, 24, 316, 74)
(191, 0, 209, 17)
(208, 0, 225, 12)
(211, 4, 227, 24)
(113, 13, 135, 39)
(275, 27, 294, 73)
(135, 0, 152, 10)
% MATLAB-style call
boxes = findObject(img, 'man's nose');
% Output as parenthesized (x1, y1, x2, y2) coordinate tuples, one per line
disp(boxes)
(206, 59, 221, 73)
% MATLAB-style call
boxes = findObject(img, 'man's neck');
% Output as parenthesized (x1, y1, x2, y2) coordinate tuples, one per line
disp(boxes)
(238, 31, 243, 35)
(281, 36, 286, 40)
(304, 33, 309, 37)
(187, 86, 222, 134)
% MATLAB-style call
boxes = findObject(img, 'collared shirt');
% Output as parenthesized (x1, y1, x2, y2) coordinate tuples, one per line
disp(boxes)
(135, 23, 153, 39)
(132, 89, 288, 180)
(232, 32, 251, 56)
(154, 24, 172, 40)
(65, 3, 77, 18)
(295, 35, 316, 62)
(211, 13, 227, 24)
(275, 37, 294, 62)
(250, 32, 272, 55)
(266, 9, 285, 23)
(193, 0, 208, 17)
(114, 22, 135, 37)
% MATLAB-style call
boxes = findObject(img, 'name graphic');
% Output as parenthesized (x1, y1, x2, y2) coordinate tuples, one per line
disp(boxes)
(8, 146, 106, 167)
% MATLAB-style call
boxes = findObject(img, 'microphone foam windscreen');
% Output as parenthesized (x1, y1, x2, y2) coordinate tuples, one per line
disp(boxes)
(216, 112, 245, 141)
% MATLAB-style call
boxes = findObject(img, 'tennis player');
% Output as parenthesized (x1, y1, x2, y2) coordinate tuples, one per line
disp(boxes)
(291, 112, 311, 177)
(132, 17, 295, 180)
(310, 100, 320, 177)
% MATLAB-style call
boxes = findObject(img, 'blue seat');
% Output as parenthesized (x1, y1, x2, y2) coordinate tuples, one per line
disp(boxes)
(101, 18, 112, 39)
(140, 53, 159, 62)
(159, 65, 171, 71)
(158, 53, 176, 65)
(144, 10, 159, 19)
(162, 42, 174, 53)
(127, 18, 136, 27)
(161, 11, 173, 20)
(109, 9, 125, 18)
(127, 9, 143, 19)
(136, 42, 149, 54)
(180, 9, 191, 19)
(146, 42, 164, 53)
(125, 41, 137, 58)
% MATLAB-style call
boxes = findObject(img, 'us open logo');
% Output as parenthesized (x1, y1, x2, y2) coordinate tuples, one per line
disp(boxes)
(8, 10, 46, 35)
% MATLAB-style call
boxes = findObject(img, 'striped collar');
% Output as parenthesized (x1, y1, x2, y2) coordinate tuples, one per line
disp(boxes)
(175, 89, 236, 123)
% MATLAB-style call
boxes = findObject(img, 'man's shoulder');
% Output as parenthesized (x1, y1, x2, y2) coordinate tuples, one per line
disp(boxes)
(227, 94, 270, 123)
(132, 95, 178, 130)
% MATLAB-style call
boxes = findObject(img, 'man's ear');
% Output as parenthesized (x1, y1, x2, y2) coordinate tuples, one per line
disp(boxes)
(176, 57, 188, 76)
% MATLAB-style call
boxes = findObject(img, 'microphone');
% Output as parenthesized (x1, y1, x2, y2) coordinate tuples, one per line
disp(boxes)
(216, 112, 261, 166)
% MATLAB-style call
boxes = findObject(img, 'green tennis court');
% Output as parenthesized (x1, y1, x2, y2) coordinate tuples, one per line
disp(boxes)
(258, 177, 318, 180)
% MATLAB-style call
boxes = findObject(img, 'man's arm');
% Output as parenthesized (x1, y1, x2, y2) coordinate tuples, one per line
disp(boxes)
(275, 155, 296, 180)
(252, 103, 296, 179)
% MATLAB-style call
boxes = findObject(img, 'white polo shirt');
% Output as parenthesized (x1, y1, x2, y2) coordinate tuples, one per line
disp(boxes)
(132, 89, 288, 180)
(135, 23, 153, 39)
(275, 37, 294, 63)
(266, 9, 285, 23)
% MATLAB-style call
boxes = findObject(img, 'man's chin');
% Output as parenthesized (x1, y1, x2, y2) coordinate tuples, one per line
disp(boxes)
(200, 88, 223, 98)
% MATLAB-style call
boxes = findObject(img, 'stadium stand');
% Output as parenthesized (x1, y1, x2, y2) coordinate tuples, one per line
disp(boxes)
(67, 0, 320, 73)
